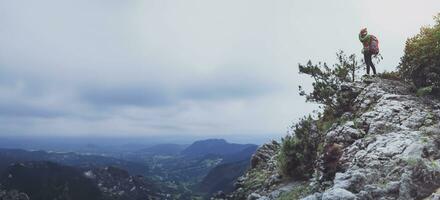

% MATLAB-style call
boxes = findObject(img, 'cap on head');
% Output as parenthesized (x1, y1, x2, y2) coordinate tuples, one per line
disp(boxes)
(360, 28, 368, 35)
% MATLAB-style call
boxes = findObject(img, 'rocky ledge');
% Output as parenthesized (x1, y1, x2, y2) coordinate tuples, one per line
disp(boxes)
(228, 78, 440, 200)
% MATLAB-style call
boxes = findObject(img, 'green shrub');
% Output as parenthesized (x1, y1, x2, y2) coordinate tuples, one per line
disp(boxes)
(277, 184, 312, 200)
(277, 116, 323, 180)
(282, 51, 361, 180)
(399, 13, 440, 95)
(242, 169, 269, 191)
(377, 71, 402, 81)
(416, 86, 433, 96)
(299, 51, 362, 118)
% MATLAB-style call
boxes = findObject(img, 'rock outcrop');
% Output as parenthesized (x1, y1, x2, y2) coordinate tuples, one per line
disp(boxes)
(226, 140, 283, 200)
(228, 78, 440, 200)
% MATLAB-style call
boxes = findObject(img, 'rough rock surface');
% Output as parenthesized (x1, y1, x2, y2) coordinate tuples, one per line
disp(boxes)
(318, 79, 440, 200)
(229, 78, 440, 200)
(226, 140, 285, 200)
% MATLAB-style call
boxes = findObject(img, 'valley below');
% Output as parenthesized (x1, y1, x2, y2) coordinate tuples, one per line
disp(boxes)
(0, 138, 258, 200)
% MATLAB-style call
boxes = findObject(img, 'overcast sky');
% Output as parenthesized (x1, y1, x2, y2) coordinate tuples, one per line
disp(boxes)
(1, 0, 439, 143)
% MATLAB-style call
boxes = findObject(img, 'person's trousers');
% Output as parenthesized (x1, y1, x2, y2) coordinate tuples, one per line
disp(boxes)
(364, 52, 376, 75)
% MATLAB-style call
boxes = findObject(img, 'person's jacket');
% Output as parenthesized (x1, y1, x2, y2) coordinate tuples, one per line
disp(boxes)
(359, 33, 371, 54)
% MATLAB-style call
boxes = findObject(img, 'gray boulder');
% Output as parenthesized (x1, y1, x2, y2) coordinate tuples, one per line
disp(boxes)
(322, 188, 356, 200)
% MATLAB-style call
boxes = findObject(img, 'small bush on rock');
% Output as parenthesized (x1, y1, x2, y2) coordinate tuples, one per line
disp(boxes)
(278, 184, 312, 200)
(377, 71, 402, 81)
(399, 13, 440, 95)
(278, 51, 363, 180)
(299, 51, 362, 118)
(416, 86, 433, 97)
(242, 169, 269, 190)
(277, 116, 323, 179)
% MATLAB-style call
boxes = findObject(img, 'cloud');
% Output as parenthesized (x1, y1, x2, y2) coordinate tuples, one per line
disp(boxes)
(78, 64, 279, 108)
(0, 103, 65, 118)
(81, 86, 173, 107)
(0, 0, 439, 142)
(81, 79, 273, 108)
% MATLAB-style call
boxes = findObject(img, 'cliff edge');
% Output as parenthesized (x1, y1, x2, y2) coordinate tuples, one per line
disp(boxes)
(226, 78, 440, 200)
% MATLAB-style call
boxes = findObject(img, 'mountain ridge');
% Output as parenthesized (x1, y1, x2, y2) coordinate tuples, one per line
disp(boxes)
(181, 139, 258, 158)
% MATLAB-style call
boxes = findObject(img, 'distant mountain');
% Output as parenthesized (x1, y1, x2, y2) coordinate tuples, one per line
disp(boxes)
(138, 144, 187, 155)
(221, 145, 259, 164)
(0, 161, 165, 200)
(1, 161, 102, 200)
(196, 145, 258, 196)
(181, 139, 257, 158)
(0, 188, 29, 200)
(123, 139, 259, 198)
(0, 148, 150, 176)
(198, 160, 250, 195)
(0, 141, 259, 199)
(86, 166, 164, 200)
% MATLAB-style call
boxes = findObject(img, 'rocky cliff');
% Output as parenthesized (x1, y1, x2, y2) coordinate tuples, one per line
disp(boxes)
(225, 78, 440, 200)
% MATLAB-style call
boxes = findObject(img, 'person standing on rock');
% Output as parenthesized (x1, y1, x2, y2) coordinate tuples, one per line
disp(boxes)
(359, 28, 379, 76)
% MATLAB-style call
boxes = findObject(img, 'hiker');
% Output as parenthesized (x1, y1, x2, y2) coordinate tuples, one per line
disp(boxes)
(359, 28, 379, 76)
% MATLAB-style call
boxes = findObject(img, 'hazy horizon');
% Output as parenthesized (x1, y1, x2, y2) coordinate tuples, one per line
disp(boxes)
(1, 0, 440, 141)
(0, 134, 273, 146)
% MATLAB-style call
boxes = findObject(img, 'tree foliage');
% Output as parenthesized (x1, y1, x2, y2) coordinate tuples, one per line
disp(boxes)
(277, 116, 322, 179)
(399, 13, 440, 94)
(298, 51, 362, 116)
(278, 51, 364, 180)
